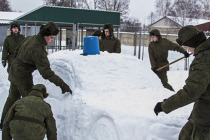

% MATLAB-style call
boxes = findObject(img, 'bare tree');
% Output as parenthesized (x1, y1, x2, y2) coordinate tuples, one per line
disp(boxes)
(44, 0, 130, 21)
(69, 0, 130, 21)
(44, 0, 77, 7)
(201, 0, 210, 19)
(147, 12, 158, 25)
(155, 0, 171, 18)
(168, 0, 202, 26)
(43, 0, 57, 6)
(0, 0, 12, 11)
(121, 17, 141, 32)
(79, 0, 100, 10)
(98, 0, 130, 21)
(93, 0, 100, 9)
(57, 0, 77, 7)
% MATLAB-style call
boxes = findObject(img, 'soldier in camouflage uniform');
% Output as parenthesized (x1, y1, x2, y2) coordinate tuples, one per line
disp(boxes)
(0, 22, 72, 130)
(154, 25, 210, 140)
(99, 23, 121, 53)
(1, 22, 25, 73)
(149, 29, 190, 91)
(2, 84, 57, 140)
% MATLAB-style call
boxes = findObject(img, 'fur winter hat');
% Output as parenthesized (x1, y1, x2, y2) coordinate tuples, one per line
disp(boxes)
(103, 23, 114, 32)
(149, 29, 162, 40)
(32, 84, 49, 98)
(149, 29, 161, 36)
(176, 25, 206, 48)
(40, 22, 59, 36)
(10, 22, 20, 31)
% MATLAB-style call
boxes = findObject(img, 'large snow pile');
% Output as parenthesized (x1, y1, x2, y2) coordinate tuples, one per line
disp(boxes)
(0, 48, 193, 140)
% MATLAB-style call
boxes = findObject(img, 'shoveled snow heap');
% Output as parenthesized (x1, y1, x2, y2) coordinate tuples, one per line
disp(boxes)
(0, 49, 193, 140)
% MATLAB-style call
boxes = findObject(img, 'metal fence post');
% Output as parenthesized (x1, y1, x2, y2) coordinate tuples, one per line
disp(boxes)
(78, 25, 81, 49)
(72, 24, 76, 50)
(142, 28, 145, 60)
(81, 27, 84, 50)
(184, 58, 187, 70)
(35, 22, 37, 35)
(138, 27, 142, 59)
(25, 24, 28, 37)
(76, 23, 79, 49)
(59, 26, 62, 50)
(184, 49, 189, 70)
(134, 32, 137, 56)
(117, 27, 120, 40)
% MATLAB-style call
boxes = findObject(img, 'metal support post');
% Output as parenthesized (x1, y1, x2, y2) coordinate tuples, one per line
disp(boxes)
(138, 27, 142, 59)
(134, 32, 137, 56)
(72, 24, 76, 50)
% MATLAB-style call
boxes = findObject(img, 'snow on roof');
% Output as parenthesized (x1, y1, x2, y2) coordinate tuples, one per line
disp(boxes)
(167, 16, 209, 26)
(0, 11, 24, 24)
(150, 16, 209, 28)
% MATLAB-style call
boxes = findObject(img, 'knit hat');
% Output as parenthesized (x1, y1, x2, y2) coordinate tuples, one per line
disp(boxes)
(10, 22, 20, 31)
(32, 84, 49, 98)
(176, 25, 206, 48)
(40, 22, 59, 36)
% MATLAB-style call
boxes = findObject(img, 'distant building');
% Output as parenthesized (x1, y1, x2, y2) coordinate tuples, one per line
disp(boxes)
(196, 22, 210, 37)
(149, 16, 209, 34)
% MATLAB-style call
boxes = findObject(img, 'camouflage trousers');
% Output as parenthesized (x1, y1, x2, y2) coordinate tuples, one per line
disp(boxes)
(155, 71, 174, 91)
(1, 82, 33, 121)
(179, 120, 210, 140)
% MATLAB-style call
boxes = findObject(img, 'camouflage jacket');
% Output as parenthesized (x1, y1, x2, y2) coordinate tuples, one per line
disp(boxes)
(99, 36, 121, 53)
(148, 37, 186, 71)
(9, 33, 65, 88)
(162, 38, 210, 128)
(2, 90, 57, 140)
(2, 34, 25, 72)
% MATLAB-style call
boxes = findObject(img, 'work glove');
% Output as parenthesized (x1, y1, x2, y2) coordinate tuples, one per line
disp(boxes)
(2, 60, 6, 67)
(184, 52, 190, 58)
(60, 82, 72, 94)
(151, 67, 157, 73)
(154, 102, 163, 116)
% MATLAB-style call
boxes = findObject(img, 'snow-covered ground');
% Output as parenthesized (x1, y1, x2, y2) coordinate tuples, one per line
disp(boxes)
(0, 45, 194, 140)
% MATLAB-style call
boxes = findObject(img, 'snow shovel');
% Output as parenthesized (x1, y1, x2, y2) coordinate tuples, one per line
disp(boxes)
(156, 53, 193, 71)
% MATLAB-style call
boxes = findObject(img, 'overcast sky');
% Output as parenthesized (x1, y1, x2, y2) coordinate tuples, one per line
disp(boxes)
(9, 0, 156, 25)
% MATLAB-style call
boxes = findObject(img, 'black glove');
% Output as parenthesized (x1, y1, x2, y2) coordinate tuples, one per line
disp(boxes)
(60, 83, 72, 94)
(151, 67, 157, 73)
(154, 102, 163, 116)
(184, 52, 190, 58)
(2, 60, 6, 67)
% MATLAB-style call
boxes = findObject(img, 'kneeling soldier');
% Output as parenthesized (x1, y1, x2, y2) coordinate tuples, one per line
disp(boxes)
(2, 84, 57, 140)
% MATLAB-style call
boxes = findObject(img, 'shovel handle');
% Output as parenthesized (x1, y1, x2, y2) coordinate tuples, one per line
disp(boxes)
(156, 53, 193, 71)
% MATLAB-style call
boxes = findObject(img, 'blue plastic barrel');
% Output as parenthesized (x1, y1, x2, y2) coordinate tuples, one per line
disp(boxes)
(83, 36, 100, 55)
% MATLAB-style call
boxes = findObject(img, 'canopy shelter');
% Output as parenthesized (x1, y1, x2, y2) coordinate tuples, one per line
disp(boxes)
(15, 6, 121, 50)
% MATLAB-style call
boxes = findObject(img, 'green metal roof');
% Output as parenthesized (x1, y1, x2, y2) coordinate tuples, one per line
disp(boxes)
(16, 6, 120, 27)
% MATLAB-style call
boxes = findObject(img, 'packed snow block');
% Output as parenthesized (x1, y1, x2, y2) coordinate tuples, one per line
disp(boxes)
(83, 36, 100, 55)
